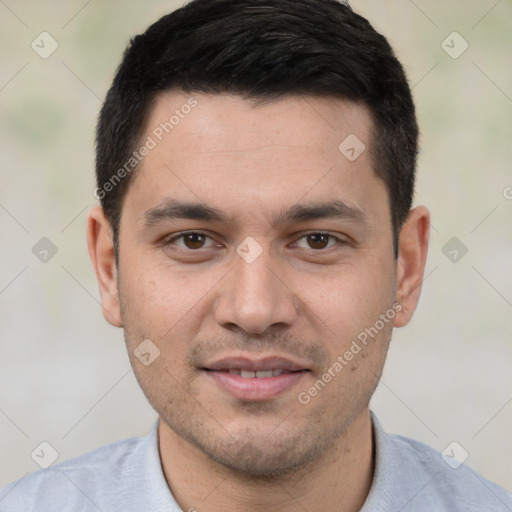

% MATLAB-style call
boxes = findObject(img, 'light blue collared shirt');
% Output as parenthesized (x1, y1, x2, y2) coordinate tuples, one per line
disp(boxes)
(1, 412, 511, 511)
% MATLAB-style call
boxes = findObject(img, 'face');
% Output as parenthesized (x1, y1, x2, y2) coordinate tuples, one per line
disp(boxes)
(88, 92, 428, 477)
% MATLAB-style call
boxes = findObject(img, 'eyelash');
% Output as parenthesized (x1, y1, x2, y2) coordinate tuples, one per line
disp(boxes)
(164, 231, 346, 251)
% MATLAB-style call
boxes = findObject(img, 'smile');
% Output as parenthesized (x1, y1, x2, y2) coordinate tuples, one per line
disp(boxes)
(224, 369, 290, 378)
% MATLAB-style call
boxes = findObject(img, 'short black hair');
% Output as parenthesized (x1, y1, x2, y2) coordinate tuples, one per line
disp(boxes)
(95, 0, 418, 256)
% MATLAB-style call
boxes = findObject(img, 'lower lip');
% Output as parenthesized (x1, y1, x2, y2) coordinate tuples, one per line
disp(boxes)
(205, 370, 308, 401)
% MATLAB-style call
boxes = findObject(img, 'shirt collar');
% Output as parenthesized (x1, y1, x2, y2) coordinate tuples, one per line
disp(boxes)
(126, 420, 182, 511)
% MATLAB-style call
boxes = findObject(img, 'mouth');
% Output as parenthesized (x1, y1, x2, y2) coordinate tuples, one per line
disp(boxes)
(218, 368, 295, 378)
(201, 356, 310, 401)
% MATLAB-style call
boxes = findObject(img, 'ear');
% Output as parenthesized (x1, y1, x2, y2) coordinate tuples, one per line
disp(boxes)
(87, 206, 123, 327)
(393, 206, 430, 328)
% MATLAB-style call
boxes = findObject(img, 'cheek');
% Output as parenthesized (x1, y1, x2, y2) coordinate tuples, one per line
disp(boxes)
(296, 261, 396, 337)
(118, 259, 222, 340)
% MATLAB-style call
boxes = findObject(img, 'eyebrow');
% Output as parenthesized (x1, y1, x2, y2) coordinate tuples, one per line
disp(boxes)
(274, 200, 367, 225)
(143, 198, 367, 228)
(143, 199, 231, 226)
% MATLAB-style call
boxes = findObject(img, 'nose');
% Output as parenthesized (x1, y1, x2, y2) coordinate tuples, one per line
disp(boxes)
(213, 247, 299, 335)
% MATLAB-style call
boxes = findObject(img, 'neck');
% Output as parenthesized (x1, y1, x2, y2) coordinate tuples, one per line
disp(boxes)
(158, 408, 375, 512)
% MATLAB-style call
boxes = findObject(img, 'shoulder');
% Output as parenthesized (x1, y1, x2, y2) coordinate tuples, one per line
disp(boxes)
(393, 433, 511, 506)
(0, 427, 161, 512)
(364, 413, 512, 511)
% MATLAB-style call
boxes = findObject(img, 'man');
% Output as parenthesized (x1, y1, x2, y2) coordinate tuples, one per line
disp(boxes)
(1, 0, 510, 510)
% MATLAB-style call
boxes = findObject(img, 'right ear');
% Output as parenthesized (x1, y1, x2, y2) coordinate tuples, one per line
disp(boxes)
(87, 206, 123, 327)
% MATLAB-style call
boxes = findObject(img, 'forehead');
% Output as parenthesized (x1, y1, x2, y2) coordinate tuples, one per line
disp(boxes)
(123, 92, 386, 227)
(145, 91, 371, 155)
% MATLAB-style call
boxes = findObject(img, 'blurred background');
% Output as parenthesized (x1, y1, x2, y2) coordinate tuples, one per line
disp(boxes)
(0, 0, 511, 491)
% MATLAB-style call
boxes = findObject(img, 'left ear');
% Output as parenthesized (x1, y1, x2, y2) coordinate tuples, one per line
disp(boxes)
(393, 206, 430, 328)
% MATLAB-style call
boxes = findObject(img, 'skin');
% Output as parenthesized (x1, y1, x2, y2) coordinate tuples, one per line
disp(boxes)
(88, 92, 430, 512)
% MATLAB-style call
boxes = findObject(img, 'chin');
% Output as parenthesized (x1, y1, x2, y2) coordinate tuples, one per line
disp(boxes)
(186, 425, 327, 479)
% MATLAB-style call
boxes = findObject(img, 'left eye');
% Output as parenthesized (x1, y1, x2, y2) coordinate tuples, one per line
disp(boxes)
(293, 233, 339, 250)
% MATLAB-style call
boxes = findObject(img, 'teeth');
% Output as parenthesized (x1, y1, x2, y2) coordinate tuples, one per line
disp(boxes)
(227, 369, 287, 378)
(255, 370, 273, 378)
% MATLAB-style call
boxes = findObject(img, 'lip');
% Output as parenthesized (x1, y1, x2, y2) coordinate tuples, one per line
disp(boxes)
(204, 356, 308, 372)
(204, 370, 308, 401)
(202, 356, 310, 401)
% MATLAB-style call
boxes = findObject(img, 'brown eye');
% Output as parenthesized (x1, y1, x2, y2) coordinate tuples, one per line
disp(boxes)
(182, 233, 207, 249)
(307, 233, 330, 249)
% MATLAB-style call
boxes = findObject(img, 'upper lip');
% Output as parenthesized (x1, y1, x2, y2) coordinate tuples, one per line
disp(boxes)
(203, 356, 309, 372)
